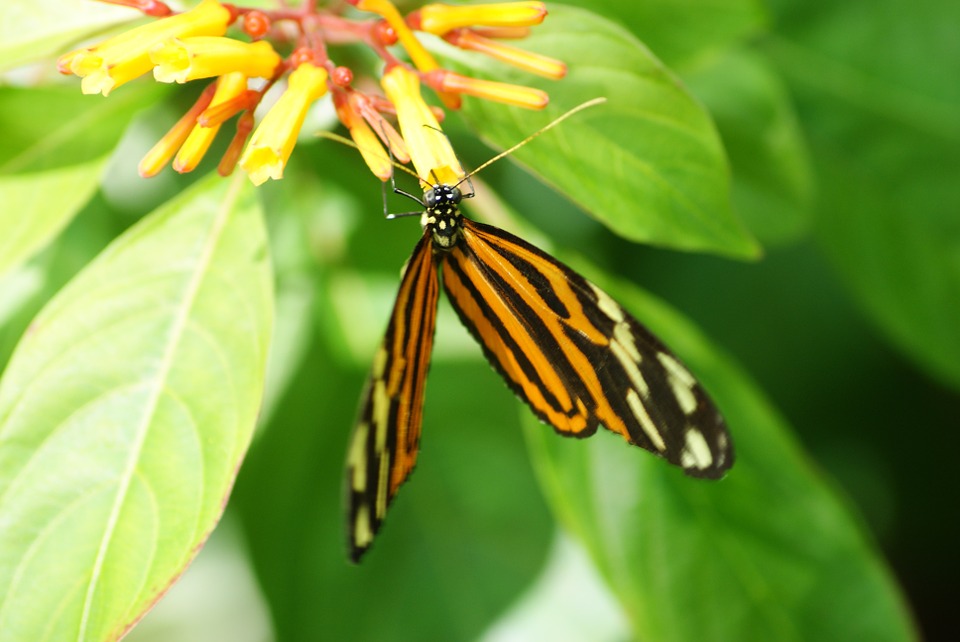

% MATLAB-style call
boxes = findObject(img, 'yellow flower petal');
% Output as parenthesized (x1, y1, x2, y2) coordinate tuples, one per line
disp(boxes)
(59, 0, 231, 96)
(353, 0, 460, 109)
(381, 66, 462, 185)
(139, 82, 217, 177)
(427, 70, 548, 109)
(417, 2, 546, 35)
(445, 29, 566, 79)
(335, 92, 393, 181)
(151, 37, 280, 84)
(174, 72, 249, 173)
(239, 63, 329, 186)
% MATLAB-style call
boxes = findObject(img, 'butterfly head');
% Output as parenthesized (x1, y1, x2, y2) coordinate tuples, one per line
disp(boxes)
(421, 184, 463, 249)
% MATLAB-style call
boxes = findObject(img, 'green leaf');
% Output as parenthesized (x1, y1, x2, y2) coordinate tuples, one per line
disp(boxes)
(233, 345, 552, 641)
(0, 175, 273, 641)
(559, 0, 768, 68)
(682, 47, 814, 245)
(766, 0, 960, 388)
(0, 85, 161, 280)
(523, 260, 917, 641)
(0, 0, 141, 71)
(446, 5, 759, 258)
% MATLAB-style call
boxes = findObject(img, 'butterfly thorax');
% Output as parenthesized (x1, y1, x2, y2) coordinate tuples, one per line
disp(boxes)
(421, 184, 463, 250)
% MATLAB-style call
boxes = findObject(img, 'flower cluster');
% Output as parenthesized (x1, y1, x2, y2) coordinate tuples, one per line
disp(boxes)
(58, 0, 565, 186)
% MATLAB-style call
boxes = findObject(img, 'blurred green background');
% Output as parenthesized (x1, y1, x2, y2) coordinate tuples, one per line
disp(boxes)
(1, 0, 958, 640)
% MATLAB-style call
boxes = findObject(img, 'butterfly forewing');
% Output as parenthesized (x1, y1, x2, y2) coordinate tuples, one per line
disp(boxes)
(441, 219, 732, 479)
(346, 234, 440, 562)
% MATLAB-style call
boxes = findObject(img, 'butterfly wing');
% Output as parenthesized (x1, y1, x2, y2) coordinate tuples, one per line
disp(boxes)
(440, 218, 732, 478)
(346, 234, 440, 562)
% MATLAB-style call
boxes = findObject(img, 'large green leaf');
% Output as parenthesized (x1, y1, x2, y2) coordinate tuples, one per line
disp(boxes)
(0, 175, 273, 642)
(445, 5, 758, 258)
(233, 339, 552, 641)
(559, 0, 768, 68)
(682, 47, 813, 245)
(766, 0, 960, 389)
(0, 85, 160, 280)
(523, 259, 917, 641)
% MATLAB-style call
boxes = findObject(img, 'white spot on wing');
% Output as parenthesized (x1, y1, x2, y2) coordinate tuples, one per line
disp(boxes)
(590, 284, 625, 323)
(626, 389, 666, 451)
(374, 379, 389, 453)
(657, 352, 698, 415)
(355, 506, 373, 547)
(611, 340, 649, 398)
(657, 352, 696, 387)
(614, 322, 642, 363)
(377, 454, 390, 518)
(348, 422, 369, 492)
(373, 346, 388, 378)
(671, 378, 698, 415)
(682, 428, 713, 470)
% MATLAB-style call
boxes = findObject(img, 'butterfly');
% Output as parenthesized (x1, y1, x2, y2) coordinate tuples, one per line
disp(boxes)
(345, 178, 734, 562)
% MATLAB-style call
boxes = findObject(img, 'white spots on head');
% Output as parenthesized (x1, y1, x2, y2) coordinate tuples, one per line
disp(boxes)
(355, 506, 373, 548)
(626, 389, 666, 451)
(680, 427, 713, 470)
(348, 422, 369, 492)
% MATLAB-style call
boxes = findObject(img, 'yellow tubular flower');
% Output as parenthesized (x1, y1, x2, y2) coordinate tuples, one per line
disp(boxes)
(428, 70, 548, 109)
(417, 2, 546, 35)
(350, 92, 409, 164)
(151, 37, 280, 84)
(58, 0, 232, 96)
(381, 66, 462, 185)
(335, 93, 392, 181)
(354, 0, 460, 109)
(174, 72, 248, 173)
(446, 29, 566, 79)
(239, 63, 329, 186)
(139, 82, 217, 177)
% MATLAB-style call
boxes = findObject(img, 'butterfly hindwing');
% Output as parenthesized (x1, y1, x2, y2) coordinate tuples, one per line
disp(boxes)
(440, 218, 732, 478)
(346, 234, 439, 562)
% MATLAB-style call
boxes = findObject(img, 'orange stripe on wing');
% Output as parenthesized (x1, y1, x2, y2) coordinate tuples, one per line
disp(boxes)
(346, 234, 439, 562)
(441, 240, 592, 435)
(458, 220, 635, 441)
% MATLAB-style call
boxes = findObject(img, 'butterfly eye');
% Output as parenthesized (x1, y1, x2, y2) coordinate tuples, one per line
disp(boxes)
(450, 186, 462, 202)
(424, 188, 437, 207)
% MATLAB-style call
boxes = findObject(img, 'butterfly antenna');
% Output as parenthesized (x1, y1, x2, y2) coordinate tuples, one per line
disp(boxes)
(316, 130, 421, 183)
(455, 97, 606, 188)
(317, 129, 424, 216)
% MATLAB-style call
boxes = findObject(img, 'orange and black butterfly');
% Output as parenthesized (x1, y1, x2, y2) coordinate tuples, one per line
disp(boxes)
(345, 177, 735, 562)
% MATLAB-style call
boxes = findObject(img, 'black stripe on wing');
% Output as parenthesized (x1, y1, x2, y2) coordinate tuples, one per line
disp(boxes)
(345, 234, 440, 562)
(444, 218, 733, 478)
